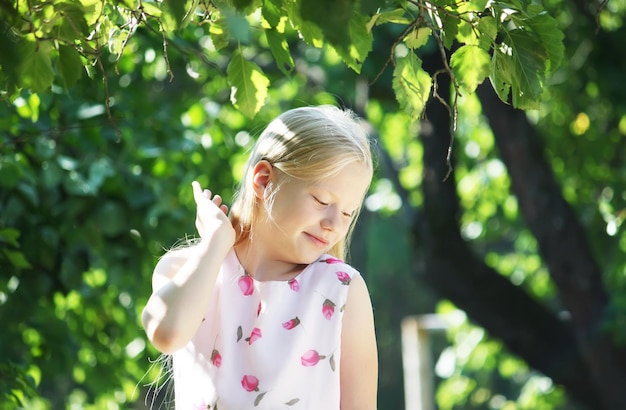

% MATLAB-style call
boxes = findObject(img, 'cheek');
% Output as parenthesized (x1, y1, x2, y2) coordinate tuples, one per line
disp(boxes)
(340, 221, 353, 236)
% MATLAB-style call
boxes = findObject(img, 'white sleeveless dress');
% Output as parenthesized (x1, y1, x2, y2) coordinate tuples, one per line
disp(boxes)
(172, 249, 359, 409)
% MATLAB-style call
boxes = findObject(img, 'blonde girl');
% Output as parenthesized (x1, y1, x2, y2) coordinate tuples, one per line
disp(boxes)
(142, 105, 378, 409)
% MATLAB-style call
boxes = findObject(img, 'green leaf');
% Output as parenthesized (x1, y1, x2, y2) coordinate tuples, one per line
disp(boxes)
(300, 0, 352, 51)
(57, 45, 83, 89)
(162, 0, 187, 29)
(0, 29, 24, 95)
(526, 12, 564, 73)
(227, 50, 269, 118)
(262, 0, 283, 29)
(54, 2, 89, 40)
(440, 12, 461, 49)
(295, 19, 324, 48)
(467, 0, 490, 10)
(490, 25, 547, 109)
(369, 8, 412, 28)
(341, 13, 373, 73)
(507, 28, 546, 108)
(477, 16, 497, 51)
(140, 1, 163, 17)
(450, 45, 490, 94)
(209, 21, 231, 50)
(392, 52, 432, 121)
(4, 249, 32, 270)
(0, 228, 21, 247)
(266, 29, 294, 76)
(490, 46, 515, 105)
(285, 0, 323, 47)
(404, 27, 431, 50)
(20, 42, 55, 93)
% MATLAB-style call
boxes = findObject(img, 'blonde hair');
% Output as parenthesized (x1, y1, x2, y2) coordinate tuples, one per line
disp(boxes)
(229, 105, 374, 260)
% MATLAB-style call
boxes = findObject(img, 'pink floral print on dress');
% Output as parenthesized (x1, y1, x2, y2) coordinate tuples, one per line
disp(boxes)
(173, 250, 355, 409)
(336, 271, 351, 285)
(282, 317, 300, 330)
(238, 275, 254, 296)
(241, 374, 259, 392)
(210, 349, 222, 368)
(288, 278, 299, 292)
(322, 299, 335, 320)
(245, 327, 262, 345)
(301, 349, 325, 366)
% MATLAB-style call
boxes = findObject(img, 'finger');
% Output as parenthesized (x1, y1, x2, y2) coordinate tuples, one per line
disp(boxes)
(203, 189, 212, 198)
(220, 204, 229, 215)
(212, 194, 223, 206)
(192, 181, 203, 202)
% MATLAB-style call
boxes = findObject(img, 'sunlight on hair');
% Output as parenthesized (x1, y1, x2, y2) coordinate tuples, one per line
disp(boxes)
(135, 354, 175, 410)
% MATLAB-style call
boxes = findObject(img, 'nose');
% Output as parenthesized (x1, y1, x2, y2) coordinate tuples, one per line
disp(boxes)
(320, 207, 339, 231)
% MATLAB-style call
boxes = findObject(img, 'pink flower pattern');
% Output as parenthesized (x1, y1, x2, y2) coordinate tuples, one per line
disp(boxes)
(187, 253, 356, 408)
(241, 374, 259, 392)
(288, 278, 299, 292)
(322, 299, 335, 320)
(300, 349, 323, 366)
(245, 327, 262, 345)
(238, 275, 254, 296)
(210, 349, 222, 368)
(336, 271, 351, 285)
(282, 317, 301, 330)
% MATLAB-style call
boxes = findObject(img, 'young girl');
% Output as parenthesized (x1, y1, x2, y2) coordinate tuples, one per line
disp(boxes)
(142, 105, 378, 409)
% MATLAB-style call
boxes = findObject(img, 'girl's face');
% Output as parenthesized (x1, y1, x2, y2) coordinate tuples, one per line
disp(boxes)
(253, 161, 371, 265)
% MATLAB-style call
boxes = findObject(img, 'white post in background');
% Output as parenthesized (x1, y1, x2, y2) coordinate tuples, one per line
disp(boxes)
(401, 314, 447, 410)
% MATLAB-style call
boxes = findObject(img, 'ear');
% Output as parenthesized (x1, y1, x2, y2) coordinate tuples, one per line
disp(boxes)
(252, 160, 274, 199)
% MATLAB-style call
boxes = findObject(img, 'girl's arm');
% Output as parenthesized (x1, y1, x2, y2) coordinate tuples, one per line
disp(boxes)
(340, 274, 378, 409)
(141, 182, 235, 354)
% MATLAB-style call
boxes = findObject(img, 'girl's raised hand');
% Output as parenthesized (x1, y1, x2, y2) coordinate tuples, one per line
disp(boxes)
(191, 181, 236, 247)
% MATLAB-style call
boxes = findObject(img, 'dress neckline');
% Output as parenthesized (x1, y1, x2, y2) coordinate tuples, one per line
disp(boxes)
(231, 249, 321, 284)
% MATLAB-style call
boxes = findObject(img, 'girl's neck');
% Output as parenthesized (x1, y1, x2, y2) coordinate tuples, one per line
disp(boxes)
(234, 242, 307, 282)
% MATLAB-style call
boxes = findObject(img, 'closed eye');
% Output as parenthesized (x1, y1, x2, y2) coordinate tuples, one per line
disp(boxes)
(313, 196, 329, 206)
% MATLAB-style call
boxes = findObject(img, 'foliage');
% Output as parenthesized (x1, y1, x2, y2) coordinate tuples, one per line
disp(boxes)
(1, 0, 563, 120)
(5, 0, 626, 409)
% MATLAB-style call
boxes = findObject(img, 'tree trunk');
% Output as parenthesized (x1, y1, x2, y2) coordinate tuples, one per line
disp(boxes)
(413, 50, 603, 408)
(477, 83, 626, 410)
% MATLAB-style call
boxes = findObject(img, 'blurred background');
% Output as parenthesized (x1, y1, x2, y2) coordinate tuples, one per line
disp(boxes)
(1, 0, 626, 409)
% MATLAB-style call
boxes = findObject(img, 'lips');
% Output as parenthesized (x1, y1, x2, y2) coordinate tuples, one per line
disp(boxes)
(305, 232, 329, 247)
